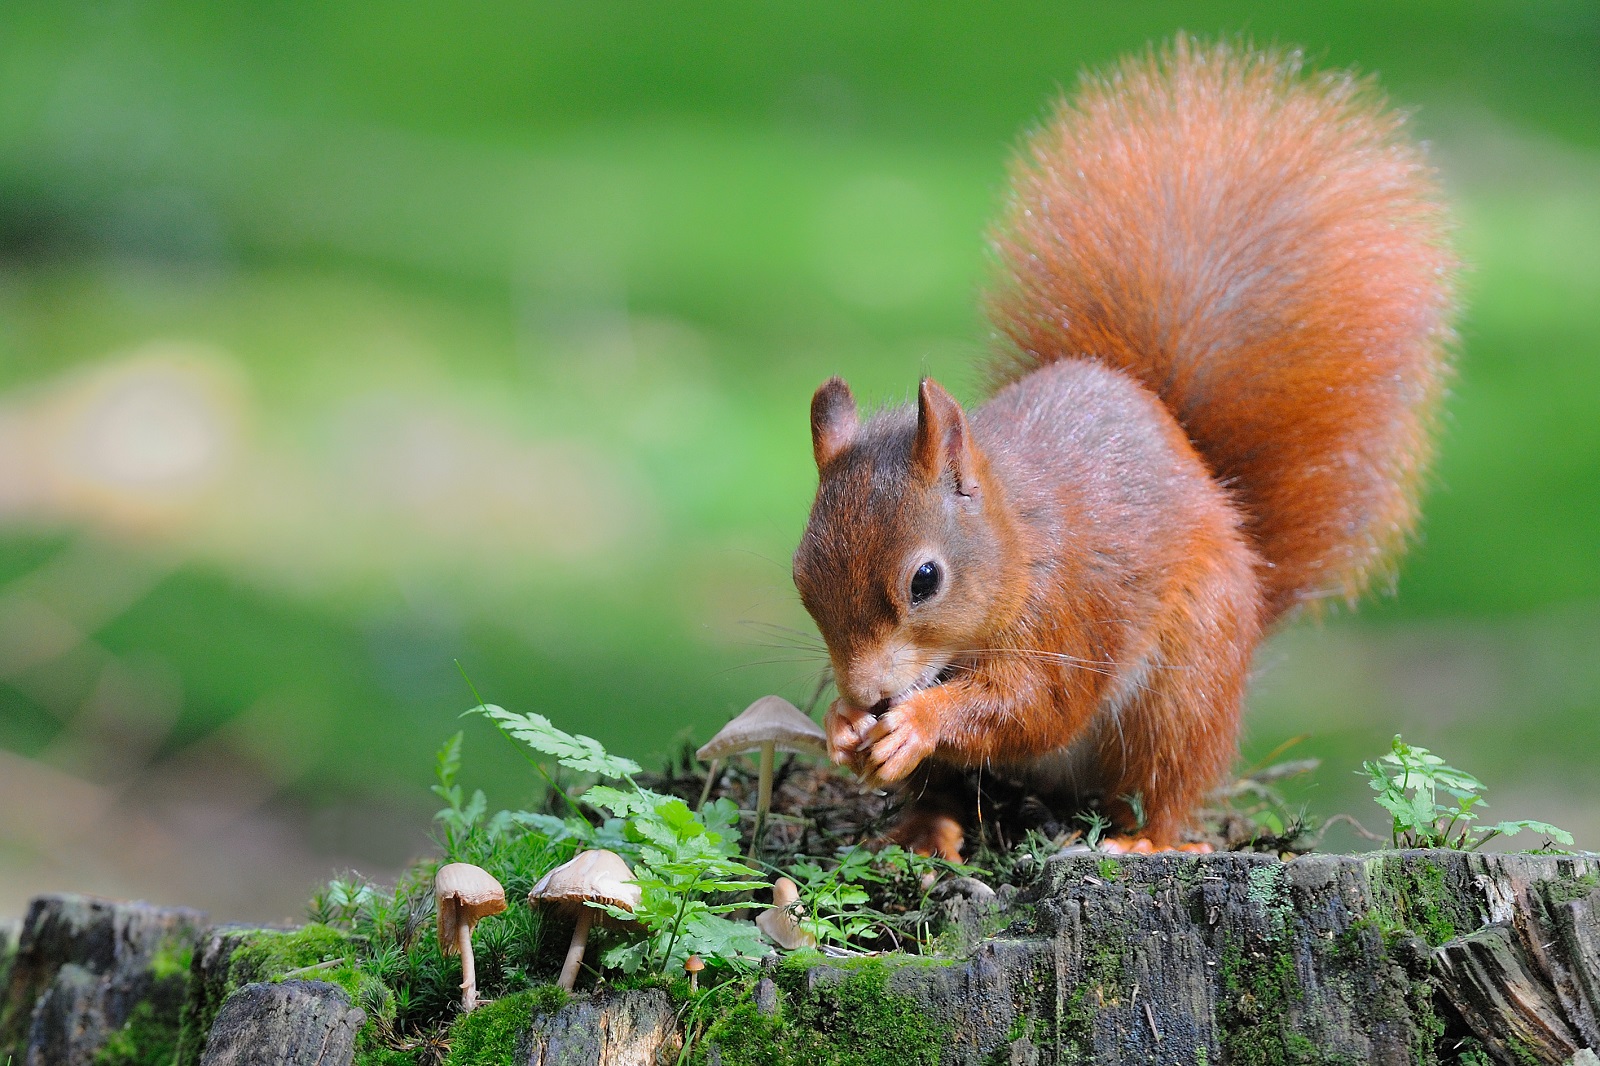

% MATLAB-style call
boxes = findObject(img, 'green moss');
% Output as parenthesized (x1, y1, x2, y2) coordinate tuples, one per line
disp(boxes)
(1409, 981, 1447, 1066)
(1217, 937, 1312, 1066)
(86, 928, 194, 1066)
(93, 1003, 180, 1066)
(0, 920, 18, 994)
(1246, 865, 1294, 936)
(1096, 857, 1121, 882)
(695, 959, 951, 1066)
(1544, 871, 1599, 906)
(353, 1048, 417, 1066)
(1505, 1038, 1542, 1066)
(778, 950, 957, 975)
(442, 988, 559, 1066)
(175, 925, 357, 1066)
(229, 924, 354, 989)
(522, 983, 568, 1019)
(1366, 856, 1475, 947)
(980, 1008, 1048, 1066)
(1057, 939, 1124, 1064)
(150, 938, 195, 984)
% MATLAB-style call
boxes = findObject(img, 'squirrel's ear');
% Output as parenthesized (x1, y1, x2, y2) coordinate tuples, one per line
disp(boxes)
(914, 377, 979, 498)
(811, 377, 859, 469)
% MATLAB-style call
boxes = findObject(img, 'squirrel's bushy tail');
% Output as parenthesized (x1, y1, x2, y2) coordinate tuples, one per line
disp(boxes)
(987, 37, 1458, 621)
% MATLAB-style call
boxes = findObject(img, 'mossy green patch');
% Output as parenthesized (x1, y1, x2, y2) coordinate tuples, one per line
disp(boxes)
(1096, 857, 1121, 882)
(92, 1003, 181, 1066)
(1217, 936, 1310, 1066)
(694, 958, 951, 1066)
(87, 927, 193, 1066)
(150, 938, 195, 984)
(353, 1047, 417, 1066)
(1505, 1037, 1543, 1066)
(1543, 871, 1599, 906)
(229, 924, 356, 992)
(441, 987, 562, 1066)
(1246, 864, 1293, 935)
(1057, 938, 1124, 1064)
(175, 925, 357, 1066)
(1366, 856, 1476, 947)
(518, 982, 568, 1019)
(0, 920, 18, 994)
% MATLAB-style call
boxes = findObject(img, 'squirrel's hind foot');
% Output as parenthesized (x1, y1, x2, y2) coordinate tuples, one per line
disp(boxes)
(883, 807, 965, 863)
(1100, 836, 1213, 855)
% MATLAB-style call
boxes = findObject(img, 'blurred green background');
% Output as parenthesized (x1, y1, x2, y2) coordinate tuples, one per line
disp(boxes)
(1, 1, 1597, 921)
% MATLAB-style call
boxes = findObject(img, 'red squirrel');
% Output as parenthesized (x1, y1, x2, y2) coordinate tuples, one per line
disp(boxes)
(790, 38, 1458, 858)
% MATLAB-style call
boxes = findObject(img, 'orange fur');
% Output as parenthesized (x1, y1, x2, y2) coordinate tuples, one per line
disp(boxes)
(792, 38, 1458, 854)
(989, 37, 1458, 619)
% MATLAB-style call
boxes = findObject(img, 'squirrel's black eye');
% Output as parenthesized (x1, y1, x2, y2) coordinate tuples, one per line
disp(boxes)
(910, 561, 942, 606)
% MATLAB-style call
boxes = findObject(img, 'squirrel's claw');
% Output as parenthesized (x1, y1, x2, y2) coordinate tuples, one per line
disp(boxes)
(860, 703, 938, 788)
(824, 699, 876, 772)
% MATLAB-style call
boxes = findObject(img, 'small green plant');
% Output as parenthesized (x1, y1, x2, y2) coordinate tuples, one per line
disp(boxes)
(1361, 735, 1573, 851)
(588, 791, 770, 976)
(785, 844, 976, 952)
(785, 847, 881, 948)
(469, 703, 771, 977)
(1076, 810, 1112, 849)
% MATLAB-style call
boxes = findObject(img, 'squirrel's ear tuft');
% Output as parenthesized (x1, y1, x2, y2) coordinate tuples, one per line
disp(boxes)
(811, 377, 859, 469)
(914, 378, 979, 498)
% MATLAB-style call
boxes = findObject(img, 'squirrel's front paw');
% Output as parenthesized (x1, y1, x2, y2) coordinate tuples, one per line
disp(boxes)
(861, 696, 939, 788)
(824, 698, 876, 771)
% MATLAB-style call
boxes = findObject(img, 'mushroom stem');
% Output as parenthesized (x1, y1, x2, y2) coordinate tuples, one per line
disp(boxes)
(696, 758, 720, 812)
(558, 909, 595, 992)
(747, 741, 776, 860)
(457, 920, 477, 1011)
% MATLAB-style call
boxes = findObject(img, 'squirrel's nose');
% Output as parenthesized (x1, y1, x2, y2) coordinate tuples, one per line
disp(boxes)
(837, 654, 894, 708)
(839, 679, 886, 709)
(832, 664, 877, 708)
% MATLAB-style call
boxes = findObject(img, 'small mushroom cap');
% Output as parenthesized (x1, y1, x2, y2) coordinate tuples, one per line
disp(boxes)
(528, 849, 641, 920)
(684, 954, 705, 973)
(770, 875, 800, 909)
(696, 696, 827, 763)
(435, 863, 507, 953)
(756, 876, 817, 951)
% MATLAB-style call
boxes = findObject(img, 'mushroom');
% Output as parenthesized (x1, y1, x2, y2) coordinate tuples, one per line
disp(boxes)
(755, 876, 817, 951)
(435, 863, 508, 1012)
(684, 953, 704, 992)
(528, 849, 641, 991)
(697, 696, 827, 857)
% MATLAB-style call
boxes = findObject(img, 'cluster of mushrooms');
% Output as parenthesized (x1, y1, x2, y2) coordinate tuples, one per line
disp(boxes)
(432, 695, 826, 1007)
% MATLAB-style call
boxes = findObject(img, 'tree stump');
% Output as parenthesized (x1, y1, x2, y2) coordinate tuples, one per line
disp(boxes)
(5, 850, 1600, 1065)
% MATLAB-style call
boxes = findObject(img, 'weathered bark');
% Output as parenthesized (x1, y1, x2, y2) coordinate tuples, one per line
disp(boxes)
(175, 925, 276, 1066)
(526, 988, 678, 1066)
(197, 981, 365, 1066)
(0, 894, 205, 1066)
(6, 851, 1600, 1066)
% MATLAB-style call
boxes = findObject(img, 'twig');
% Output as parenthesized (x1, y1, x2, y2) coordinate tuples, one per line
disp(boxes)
(280, 958, 346, 979)
(1320, 813, 1385, 843)
(1143, 1000, 1163, 1042)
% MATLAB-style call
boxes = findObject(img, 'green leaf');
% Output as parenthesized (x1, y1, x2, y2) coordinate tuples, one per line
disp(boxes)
(591, 901, 641, 923)
(1484, 820, 1574, 845)
(583, 785, 651, 818)
(468, 704, 642, 778)
(600, 940, 650, 975)
(435, 731, 464, 789)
